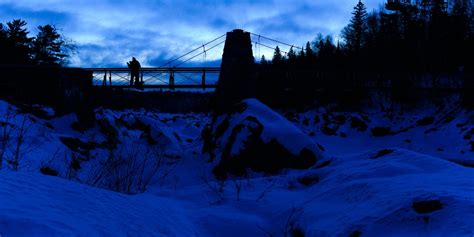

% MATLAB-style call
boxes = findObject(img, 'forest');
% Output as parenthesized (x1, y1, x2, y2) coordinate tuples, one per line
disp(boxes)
(0, 19, 72, 66)
(258, 0, 474, 107)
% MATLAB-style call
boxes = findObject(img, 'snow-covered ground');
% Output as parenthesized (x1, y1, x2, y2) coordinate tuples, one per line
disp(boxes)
(0, 97, 473, 236)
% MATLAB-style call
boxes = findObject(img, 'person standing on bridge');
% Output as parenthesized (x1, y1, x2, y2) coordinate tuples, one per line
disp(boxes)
(127, 57, 141, 86)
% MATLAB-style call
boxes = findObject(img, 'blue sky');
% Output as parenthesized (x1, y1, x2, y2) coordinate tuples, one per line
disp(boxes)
(0, 0, 385, 67)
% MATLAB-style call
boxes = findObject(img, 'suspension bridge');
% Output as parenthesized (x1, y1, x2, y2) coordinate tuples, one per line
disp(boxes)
(85, 29, 304, 90)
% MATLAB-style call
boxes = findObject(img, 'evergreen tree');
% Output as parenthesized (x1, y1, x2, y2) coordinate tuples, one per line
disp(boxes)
(314, 35, 337, 69)
(0, 23, 6, 39)
(32, 24, 67, 65)
(6, 19, 31, 45)
(6, 19, 32, 64)
(260, 55, 268, 65)
(287, 46, 297, 64)
(0, 23, 7, 63)
(366, 11, 379, 48)
(342, 0, 369, 52)
(449, 0, 471, 70)
(451, 0, 470, 38)
(305, 41, 314, 59)
(272, 46, 283, 65)
(314, 33, 325, 54)
(0, 19, 73, 66)
(298, 47, 305, 58)
(304, 41, 314, 67)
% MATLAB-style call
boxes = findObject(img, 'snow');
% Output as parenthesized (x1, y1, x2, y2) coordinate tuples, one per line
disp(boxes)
(296, 148, 474, 236)
(290, 97, 473, 161)
(0, 97, 473, 236)
(0, 171, 196, 236)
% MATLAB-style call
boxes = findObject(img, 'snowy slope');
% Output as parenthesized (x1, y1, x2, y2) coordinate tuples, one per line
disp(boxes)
(3, 149, 472, 236)
(0, 171, 196, 237)
(0, 98, 473, 236)
(295, 149, 474, 236)
(289, 99, 473, 163)
(149, 148, 474, 237)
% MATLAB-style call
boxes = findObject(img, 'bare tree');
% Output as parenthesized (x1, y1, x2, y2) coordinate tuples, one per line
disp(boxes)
(0, 104, 14, 170)
(10, 114, 28, 171)
(200, 169, 226, 203)
(232, 176, 243, 201)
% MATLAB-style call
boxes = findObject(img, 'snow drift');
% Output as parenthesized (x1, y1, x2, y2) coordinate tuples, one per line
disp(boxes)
(290, 148, 474, 236)
(0, 171, 196, 237)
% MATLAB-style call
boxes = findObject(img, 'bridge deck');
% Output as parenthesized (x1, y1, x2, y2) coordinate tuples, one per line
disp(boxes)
(84, 67, 221, 72)
(105, 84, 218, 89)
(85, 67, 220, 89)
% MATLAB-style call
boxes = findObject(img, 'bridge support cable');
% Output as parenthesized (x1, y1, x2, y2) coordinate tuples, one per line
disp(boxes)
(143, 71, 169, 85)
(177, 72, 202, 85)
(202, 44, 207, 62)
(251, 41, 290, 56)
(172, 40, 225, 68)
(248, 32, 304, 52)
(142, 71, 168, 85)
(158, 33, 226, 68)
(141, 39, 223, 86)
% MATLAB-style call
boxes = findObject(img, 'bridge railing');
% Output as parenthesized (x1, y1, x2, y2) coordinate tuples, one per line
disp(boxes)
(84, 67, 220, 89)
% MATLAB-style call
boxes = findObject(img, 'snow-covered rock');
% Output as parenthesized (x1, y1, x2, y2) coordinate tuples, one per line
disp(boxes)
(204, 99, 325, 178)
(120, 115, 183, 159)
(96, 110, 183, 159)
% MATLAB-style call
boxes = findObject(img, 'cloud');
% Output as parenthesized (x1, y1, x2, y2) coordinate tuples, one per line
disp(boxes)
(0, 0, 385, 67)
(0, 3, 72, 34)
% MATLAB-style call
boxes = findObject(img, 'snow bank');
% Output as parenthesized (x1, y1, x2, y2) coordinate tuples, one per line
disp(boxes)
(292, 148, 474, 236)
(0, 171, 196, 236)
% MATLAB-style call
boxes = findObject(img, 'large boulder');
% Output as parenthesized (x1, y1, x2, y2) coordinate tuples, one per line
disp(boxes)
(204, 99, 325, 178)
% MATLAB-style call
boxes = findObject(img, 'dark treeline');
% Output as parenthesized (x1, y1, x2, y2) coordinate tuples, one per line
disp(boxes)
(0, 19, 86, 115)
(0, 19, 73, 66)
(257, 0, 474, 107)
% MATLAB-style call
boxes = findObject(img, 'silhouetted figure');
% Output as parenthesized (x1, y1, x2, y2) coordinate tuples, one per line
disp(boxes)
(127, 57, 141, 86)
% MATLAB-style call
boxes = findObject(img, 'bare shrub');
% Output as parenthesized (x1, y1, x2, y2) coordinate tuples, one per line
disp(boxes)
(256, 182, 275, 202)
(89, 135, 169, 194)
(0, 106, 40, 171)
(232, 176, 242, 201)
(0, 104, 14, 170)
(283, 206, 303, 237)
(200, 168, 226, 203)
(10, 114, 28, 171)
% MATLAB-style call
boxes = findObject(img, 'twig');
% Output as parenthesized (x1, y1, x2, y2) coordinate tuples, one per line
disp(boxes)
(256, 182, 275, 202)
(257, 224, 273, 237)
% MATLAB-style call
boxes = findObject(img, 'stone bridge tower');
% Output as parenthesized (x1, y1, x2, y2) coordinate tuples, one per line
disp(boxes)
(215, 29, 256, 113)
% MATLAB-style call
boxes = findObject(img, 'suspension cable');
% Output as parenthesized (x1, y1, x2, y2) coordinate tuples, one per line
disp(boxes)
(158, 33, 226, 68)
(158, 31, 302, 68)
(173, 40, 225, 67)
(203, 44, 207, 62)
(251, 41, 289, 55)
(249, 32, 303, 51)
